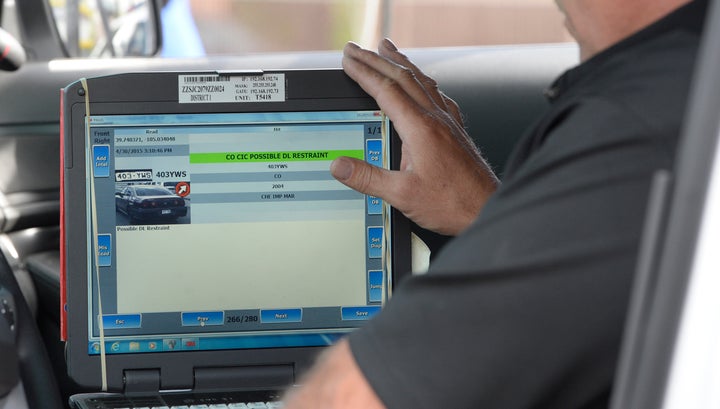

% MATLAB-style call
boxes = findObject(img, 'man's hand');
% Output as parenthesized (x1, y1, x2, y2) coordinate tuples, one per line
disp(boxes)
(282, 339, 386, 409)
(334, 39, 499, 236)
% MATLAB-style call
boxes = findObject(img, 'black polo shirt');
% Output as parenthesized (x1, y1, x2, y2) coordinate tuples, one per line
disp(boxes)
(349, 1, 707, 408)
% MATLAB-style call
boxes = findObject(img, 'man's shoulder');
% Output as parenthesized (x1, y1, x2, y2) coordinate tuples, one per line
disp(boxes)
(588, 29, 699, 120)
(521, 29, 700, 166)
(512, 25, 700, 165)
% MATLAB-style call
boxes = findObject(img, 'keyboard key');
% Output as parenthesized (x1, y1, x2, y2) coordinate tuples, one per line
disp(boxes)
(247, 403, 267, 409)
(227, 404, 248, 409)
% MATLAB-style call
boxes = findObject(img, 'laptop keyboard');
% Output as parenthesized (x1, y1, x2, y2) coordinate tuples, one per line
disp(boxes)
(118, 404, 283, 409)
(73, 391, 283, 409)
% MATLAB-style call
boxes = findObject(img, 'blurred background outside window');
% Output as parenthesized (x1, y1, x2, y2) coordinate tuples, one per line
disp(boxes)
(188, 0, 572, 55)
(3, 0, 572, 59)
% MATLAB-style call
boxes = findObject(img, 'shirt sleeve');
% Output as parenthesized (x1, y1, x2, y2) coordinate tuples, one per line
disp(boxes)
(348, 97, 678, 409)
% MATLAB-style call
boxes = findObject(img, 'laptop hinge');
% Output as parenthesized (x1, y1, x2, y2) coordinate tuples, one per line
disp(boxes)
(123, 369, 161, 396)
(194, 365, 294, 392)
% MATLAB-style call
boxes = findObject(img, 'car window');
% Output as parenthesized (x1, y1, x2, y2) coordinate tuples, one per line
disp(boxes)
(188, 0, 571, 55)
(135, 186, 171, 195)
(0, 0, 21, 39)
(35, 0, 571, 59)
(46, 0, 158, 57)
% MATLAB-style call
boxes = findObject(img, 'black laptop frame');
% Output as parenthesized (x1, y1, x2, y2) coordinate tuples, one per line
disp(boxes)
(61, 69, 411, 392)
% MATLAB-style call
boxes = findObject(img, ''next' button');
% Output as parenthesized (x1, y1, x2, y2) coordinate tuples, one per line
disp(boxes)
(341, 306, 381, 321)
(261, 309, 302, 323)
(181, 311, 224, 327)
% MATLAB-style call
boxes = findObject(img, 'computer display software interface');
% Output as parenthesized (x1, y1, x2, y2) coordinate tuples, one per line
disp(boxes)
(85, 110, 391, 354)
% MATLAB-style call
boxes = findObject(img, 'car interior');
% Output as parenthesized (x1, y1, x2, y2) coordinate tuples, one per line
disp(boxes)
(0, 0, 718, 408)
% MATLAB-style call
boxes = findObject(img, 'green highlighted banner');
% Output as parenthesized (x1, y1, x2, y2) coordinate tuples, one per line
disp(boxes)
(190, 149, 364, 164)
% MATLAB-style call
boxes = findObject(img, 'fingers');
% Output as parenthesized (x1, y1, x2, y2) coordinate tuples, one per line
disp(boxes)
(377, 39, 450, 111)
(441, 92, 465, 127)
(375, 39, 465, 127)
(342, 42, 441, 130)
(343, 40, 466, 133)
(378, 41, 476, 153)
(339, 40, 497, 235)
(342, 41, 465, 157)
(330, 156, 404, 205)
(348, 40, 478, 160)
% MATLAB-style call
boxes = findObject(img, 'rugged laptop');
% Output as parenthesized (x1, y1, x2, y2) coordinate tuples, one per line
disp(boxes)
(60, 70, 410, 408)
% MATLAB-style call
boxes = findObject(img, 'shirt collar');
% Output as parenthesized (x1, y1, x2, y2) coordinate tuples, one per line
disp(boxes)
(544, 0, 708, 102)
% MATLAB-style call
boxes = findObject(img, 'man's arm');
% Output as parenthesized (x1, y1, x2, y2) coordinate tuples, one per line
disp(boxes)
(333, 39, 499, 236)
(283, 40, 498, 408)
(282, 339, 385, 409)
(283, 39, 499, 409)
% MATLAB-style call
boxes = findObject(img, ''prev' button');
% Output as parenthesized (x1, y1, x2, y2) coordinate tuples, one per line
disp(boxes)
(366, 139, 382, 167)
(181, 311, 224, 327)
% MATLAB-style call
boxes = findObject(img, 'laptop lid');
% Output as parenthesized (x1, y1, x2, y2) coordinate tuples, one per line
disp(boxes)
(60, 69, 411, 393)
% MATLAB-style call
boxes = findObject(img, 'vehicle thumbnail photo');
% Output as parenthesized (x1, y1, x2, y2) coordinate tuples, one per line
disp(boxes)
(115, 180, 190, 225)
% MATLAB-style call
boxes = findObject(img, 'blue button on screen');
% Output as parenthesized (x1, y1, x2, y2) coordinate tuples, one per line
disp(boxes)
(102, 314, 142, 329)
(96, 234, 112, 267)
(366, 139, 382, 167)
(261, 309, 302, 323)
(341, 306, 381, 321)
(92, 145, 110, 178)
(181, 311, 224, 327)
(367, 227, 383, 259)
(368, 270, 384, 303)
(367, 195, 382, 215)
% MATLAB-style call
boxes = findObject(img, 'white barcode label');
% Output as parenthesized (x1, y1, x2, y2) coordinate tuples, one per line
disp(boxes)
(183, 75, 232, 83)
(178, 73, 286, 103)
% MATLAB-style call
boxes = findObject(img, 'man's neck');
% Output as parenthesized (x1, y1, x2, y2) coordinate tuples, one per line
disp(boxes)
(573, 0, 692, 61)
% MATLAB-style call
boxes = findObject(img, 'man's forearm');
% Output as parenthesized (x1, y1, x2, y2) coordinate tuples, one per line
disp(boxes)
(282, 339, 386, 409)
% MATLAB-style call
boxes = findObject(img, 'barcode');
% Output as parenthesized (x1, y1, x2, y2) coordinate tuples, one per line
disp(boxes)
(183, 75, 231, 83)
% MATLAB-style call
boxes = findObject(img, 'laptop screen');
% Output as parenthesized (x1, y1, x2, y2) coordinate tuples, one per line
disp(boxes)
(85, 109, 393, 355)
